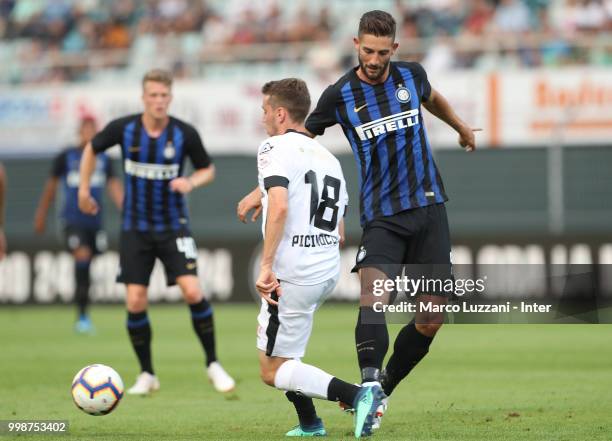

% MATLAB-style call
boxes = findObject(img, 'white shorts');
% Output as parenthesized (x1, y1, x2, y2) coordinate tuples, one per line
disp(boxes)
(256, 275, 339, 358)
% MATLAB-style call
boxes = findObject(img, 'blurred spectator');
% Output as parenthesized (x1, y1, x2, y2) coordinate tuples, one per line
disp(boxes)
(493, 0, 531, 34)
(0, 0, 610, 84)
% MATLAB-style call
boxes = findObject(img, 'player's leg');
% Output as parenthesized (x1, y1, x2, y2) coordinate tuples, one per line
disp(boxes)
(381, 203, 452, 397)
(125, 283, 160, 394)
(117, 231, 158, 394)
(73, 245, 93, 332)
(352, 226, 405, 384)
(65, 227, 94, 333)
(259, 352, 383, 438)
(160, 230, 234, 392)
(257, 279, 384, 437)
(175, 274, 235, 392)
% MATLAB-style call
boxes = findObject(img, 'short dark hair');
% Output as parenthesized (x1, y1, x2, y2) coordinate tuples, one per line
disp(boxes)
(261, 78, 311, 124)
(358, 10, 396, 40)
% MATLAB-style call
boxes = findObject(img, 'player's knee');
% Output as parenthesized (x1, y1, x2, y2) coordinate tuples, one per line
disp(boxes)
(415, 322, 443, 337)
(259, 365, 277, 387)
(181, 286, 202, 304)
(126, 286, 148, 311)
(73, 246, 92, 262)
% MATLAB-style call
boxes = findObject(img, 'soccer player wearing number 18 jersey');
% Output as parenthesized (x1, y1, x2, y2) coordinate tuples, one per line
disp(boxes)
(78, 69, 234, 395)
(253, 78, 384, 438)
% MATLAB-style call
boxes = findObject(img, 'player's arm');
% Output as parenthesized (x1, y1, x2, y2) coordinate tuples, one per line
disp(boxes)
(35, 151, 66, 233)
(0, 162, 6, 259)
(237, 185, 263, 223)
(78, 142, 100, 215)
(257, 186, 288, 304)
(339, 218, 346, 247)
(171, 125, 215, 194)
(103, 157, 123, 210)
(34, 177, 59, 234)
(170, 164, 216, 194)
(304, 84, 339, 138)
(106, 177, 123, 210)
(422, 88, 479, 152)
(80, 118, 122, 214)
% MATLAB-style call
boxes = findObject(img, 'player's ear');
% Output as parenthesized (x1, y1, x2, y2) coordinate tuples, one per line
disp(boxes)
(392, 41, 399, 53)
(353, 36, 360, 51)
(276, 106, 285, 123)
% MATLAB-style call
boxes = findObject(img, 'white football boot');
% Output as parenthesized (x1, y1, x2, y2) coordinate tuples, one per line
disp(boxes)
(127, 372, 160, 395)
(207, 362, 235, 392)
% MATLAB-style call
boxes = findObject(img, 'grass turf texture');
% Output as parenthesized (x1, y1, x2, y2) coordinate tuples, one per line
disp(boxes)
(1, 304, 610, 441)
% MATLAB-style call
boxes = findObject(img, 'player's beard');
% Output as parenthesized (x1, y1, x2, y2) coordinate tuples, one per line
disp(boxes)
(358, 55, 390, 82)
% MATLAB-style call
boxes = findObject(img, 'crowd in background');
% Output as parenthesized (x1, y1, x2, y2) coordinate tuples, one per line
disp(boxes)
(0, 0, 611, 84)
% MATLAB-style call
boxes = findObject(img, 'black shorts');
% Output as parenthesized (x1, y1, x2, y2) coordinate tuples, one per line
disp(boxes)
(64, 226, 107, 255)
(117, 228, 198, 287)
(352, 203, 453, 296)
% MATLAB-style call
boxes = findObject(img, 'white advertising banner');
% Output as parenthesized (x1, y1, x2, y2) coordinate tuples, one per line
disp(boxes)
(0, 68, 611, 157)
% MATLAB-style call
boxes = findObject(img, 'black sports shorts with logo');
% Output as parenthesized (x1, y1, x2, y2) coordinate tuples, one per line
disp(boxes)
(117, 228, 198, 287)
(64, 226, 107, 255)
(352, 203, 453, 296)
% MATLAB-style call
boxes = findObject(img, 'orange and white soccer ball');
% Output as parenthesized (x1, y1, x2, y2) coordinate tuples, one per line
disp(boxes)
(71, 364, 124, 415)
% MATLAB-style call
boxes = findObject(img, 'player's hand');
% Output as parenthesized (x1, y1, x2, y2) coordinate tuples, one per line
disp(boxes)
(237, 191, 263, 223)
(0, 229, 6, 260)
(256, 266, 282, 306)
(78, 190, 99, 215)
(458, 127, 481, 152)
(169, 177, 194, 194)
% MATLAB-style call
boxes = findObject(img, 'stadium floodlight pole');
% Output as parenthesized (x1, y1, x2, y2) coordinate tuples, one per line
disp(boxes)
(547, 106, 572, 235)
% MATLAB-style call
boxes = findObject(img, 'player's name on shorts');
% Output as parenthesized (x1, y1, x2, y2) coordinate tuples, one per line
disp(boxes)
(291, 234, 339, 248)
(124, 159, 179, 180)
(355, 109, 419, 141)
(373, 301, 553, 313)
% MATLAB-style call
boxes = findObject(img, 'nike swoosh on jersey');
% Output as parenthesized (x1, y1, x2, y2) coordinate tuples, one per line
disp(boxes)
(354, 103, 368, 113)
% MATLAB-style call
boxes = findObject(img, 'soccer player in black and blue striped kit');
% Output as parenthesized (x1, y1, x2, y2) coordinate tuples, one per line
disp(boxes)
(305, 10, 479, 427)
(78, 69, 234, 395)
(35, 117, 123, 333)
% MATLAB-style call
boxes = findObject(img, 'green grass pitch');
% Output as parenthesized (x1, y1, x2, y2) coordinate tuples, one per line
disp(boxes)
(1, 304, 610, 440)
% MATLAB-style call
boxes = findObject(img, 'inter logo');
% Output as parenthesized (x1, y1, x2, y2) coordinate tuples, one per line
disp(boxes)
(395, 86, 411, 103)
(163, 141, 175, 159)
(357, 246, 367, 263)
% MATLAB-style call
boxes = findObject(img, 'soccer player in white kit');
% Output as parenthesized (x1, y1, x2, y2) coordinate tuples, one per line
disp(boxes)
(248, 78, 384, 438)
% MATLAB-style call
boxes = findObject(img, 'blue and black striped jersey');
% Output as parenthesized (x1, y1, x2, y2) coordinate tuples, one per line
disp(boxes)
(91, 114, 212, 232)
(305, 61, 447, 227)
(52, 147, 113, 230)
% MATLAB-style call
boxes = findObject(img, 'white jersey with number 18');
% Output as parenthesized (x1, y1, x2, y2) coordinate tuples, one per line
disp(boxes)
(257, 130, 348, 285)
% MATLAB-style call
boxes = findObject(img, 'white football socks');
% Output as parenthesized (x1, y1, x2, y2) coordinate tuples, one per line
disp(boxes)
(274, 359, 333, 400)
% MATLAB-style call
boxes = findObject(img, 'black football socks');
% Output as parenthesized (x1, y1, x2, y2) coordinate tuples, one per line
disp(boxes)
(355, 306, 389, 382)
(327, 377, 360, 405)
(75, 259, 91, 318)
(126, 311, 154, 375)
(286, 391, 319, 428)
(189, 298, 217, 366)
(382, 321, 433, 396)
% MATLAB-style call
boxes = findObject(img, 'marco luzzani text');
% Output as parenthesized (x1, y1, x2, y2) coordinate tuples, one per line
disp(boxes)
(371, 276, 552, 313)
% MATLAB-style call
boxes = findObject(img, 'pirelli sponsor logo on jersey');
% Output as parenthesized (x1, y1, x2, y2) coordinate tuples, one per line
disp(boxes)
(355, 109, 420, 141)
(124, 159, 179, 180)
